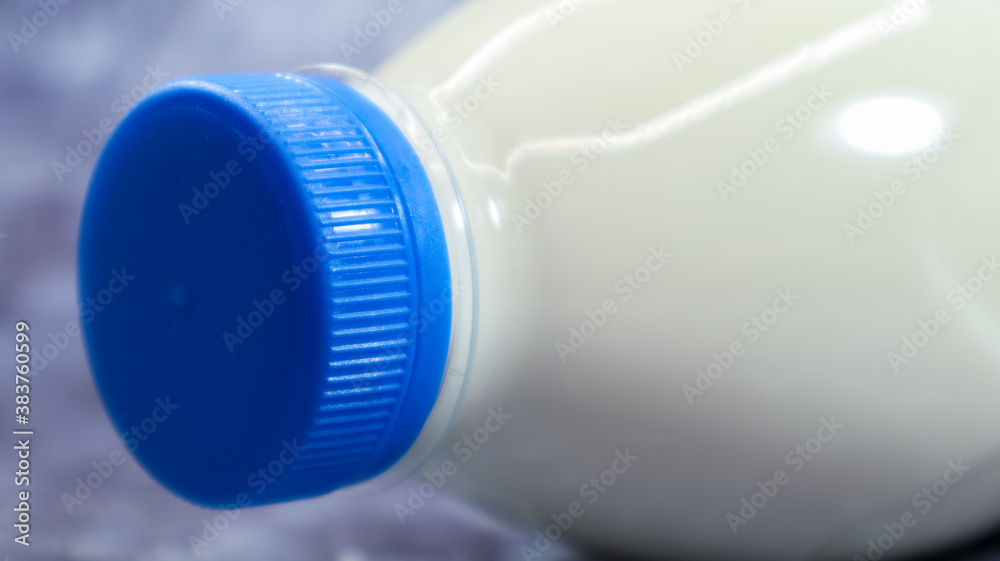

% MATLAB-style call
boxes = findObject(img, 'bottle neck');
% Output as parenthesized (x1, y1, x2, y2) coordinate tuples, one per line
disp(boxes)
(298, 64, 478, 495)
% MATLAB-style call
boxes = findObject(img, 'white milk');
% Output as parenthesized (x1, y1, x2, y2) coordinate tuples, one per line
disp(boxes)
(319, 1, 1000, 559)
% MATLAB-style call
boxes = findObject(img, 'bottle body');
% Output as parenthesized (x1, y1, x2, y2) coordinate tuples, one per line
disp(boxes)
(364, 0, 1000, 559)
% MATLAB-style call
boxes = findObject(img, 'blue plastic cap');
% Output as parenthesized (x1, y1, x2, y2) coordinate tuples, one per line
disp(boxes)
(78, 73, 452, 507)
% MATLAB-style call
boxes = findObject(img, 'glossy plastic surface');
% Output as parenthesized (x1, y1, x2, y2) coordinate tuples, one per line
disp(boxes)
(370, 0, 1000, 559)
